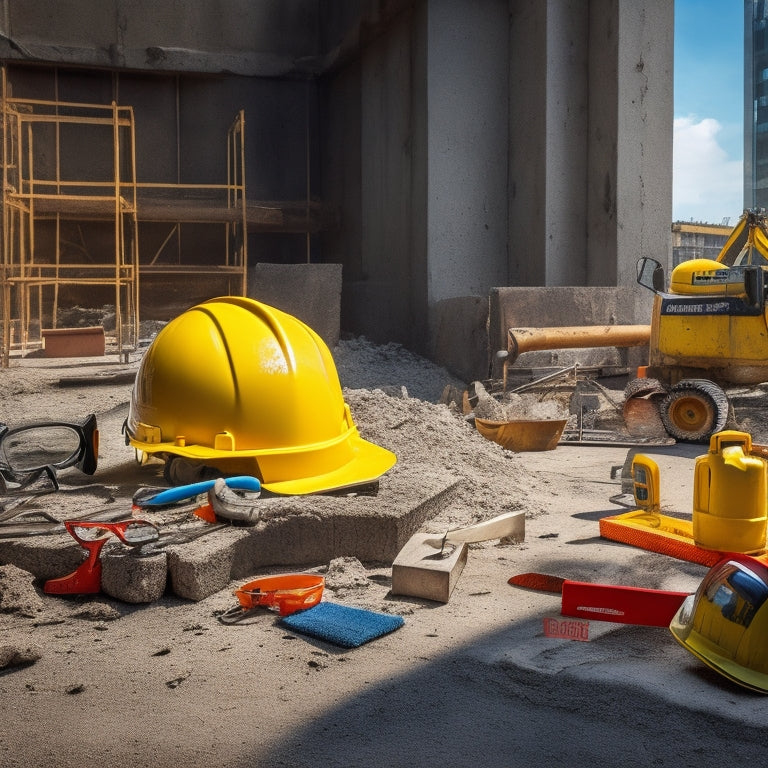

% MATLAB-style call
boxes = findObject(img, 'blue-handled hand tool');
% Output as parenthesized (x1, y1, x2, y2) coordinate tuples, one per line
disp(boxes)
(132, 476, 261, 508)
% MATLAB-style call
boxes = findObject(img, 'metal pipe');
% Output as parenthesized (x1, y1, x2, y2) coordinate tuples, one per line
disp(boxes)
(506, 325, 651, 366)
(500, 325, 651, 391)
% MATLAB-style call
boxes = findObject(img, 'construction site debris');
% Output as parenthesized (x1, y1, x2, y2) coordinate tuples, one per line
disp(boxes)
(0, 563, 46, 618)
(0, 644, 41, 670)
(324, 556, 370, 594)
(7, 335, 768, 761)
(469, 380, 567, 422)
(391, 533, 468, 603)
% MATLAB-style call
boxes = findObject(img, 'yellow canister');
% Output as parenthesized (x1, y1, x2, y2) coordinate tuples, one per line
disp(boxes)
(693, 431, 768, 553)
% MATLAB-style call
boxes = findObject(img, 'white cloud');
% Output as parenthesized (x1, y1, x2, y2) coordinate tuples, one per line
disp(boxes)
(673, 115, 743, 225)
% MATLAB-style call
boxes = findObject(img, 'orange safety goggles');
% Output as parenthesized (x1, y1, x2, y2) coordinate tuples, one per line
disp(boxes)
(44, 518, 160, 595)
(219, 573, 325, 622)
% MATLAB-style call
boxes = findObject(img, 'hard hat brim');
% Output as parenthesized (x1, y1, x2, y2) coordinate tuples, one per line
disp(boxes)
(130, 430, 396, 496)
(260, 436, 396, 495)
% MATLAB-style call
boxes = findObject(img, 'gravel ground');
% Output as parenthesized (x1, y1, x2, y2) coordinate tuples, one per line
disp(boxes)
(2, 338, 768, 767)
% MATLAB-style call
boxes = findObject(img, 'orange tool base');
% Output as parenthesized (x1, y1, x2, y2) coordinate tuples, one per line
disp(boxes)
(599, 510, 768, 567)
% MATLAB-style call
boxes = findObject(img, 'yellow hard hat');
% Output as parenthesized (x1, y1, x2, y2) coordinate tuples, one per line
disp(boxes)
(124, 296, 396, 495)
(669, 555, 768, 692)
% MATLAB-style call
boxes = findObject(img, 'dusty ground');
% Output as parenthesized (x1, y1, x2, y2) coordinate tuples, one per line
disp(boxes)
(2, 338, 768, 767)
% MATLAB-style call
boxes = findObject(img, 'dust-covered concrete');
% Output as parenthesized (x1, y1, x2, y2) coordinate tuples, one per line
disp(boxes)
(2, 339, 768, 767)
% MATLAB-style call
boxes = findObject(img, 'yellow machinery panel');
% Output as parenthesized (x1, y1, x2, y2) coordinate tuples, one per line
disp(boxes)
(655, 299, 768, 365)
(656, 312, 731, 360)
(669, 259, 745, 296)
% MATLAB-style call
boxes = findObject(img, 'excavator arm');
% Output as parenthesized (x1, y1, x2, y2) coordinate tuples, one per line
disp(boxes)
(717, 210, 768, 267)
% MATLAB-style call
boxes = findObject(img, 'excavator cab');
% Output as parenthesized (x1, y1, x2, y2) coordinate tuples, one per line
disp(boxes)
(638, 256, 765, 307)
(627, 210, 768, 442)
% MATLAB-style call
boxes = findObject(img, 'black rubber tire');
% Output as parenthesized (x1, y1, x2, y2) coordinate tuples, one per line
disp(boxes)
(624, 377, 666, 399)
(659, 379, 729, 442)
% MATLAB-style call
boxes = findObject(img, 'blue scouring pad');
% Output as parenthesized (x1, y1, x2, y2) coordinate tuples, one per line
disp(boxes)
(279, 602, 404, 648)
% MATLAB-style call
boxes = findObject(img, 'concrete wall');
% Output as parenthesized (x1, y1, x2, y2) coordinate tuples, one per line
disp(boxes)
(509, 0, 672, 300)
(430, 295, 490, 383)
(508, 0, 592, 286)
(0, 0, 674, 375)
(489, 285, 647, 377)
(328, 6, 422, 345)
(429, 284, 652, 383)
(583, 0, 674, 325)
(0, 0, 321, 76)
(249, 262, 343, 347)
(333, 0, 671, 367)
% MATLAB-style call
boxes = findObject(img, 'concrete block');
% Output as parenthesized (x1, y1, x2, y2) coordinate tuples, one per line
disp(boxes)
(101, 547, 167, 604)
(488, 286, 648, 378)
(391, 533, 468, 603)
(0, 535, 86, 582)
(42, 326, 105, 357)
(248, 262, 342, 347)
(166, 528, 248, 602)
(429, 296, 491, 382)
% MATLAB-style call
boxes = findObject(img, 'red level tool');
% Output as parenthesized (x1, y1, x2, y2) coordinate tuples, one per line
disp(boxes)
(508, 572, 689, 627)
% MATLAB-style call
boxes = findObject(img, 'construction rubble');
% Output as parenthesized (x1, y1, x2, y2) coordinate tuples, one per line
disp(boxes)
(4, 306, 768, 766)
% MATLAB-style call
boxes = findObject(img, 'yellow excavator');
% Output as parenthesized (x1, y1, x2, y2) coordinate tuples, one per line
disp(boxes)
(500, 209, 768, 442)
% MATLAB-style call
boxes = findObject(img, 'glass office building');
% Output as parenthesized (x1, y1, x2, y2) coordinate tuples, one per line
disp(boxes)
(747, 0, 768, 207)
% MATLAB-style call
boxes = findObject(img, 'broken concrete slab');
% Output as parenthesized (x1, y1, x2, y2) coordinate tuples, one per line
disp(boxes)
(166, 471, 461, 601)
(0, 466, 462, 603)
(101, 546, 168, 604)
(0, 535, 88, 582)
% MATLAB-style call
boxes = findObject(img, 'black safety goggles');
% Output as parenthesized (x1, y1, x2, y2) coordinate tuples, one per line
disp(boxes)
(0, 413, 99, 477)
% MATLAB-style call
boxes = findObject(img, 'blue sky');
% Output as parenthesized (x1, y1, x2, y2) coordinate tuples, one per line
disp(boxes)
(673, 0, 744, 224)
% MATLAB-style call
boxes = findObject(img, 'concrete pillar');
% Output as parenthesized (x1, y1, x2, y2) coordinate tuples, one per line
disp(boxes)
(509, 0, 673, 322)
(545, 1, 590, 285)
(425, 0, 510, 303)
(585, 0, 620, 286)
(345, 0, 510, 352)
(598, 0, 673, 319)
(508, 0, 590, 286)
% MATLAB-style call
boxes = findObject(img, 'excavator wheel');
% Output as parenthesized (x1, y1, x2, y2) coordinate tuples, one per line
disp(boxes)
(622, 378, 668, 438)
(659, 379, 729, 443)
(623, 377, 667, 400)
